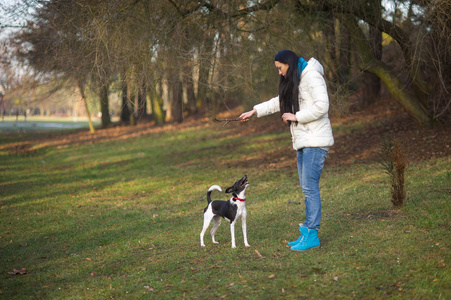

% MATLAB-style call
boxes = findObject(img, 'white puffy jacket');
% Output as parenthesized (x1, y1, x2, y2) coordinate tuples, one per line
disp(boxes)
(253, 58, 334, 150)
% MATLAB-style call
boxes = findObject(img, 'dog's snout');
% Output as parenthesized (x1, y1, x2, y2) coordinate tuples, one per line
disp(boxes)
(240, 175, 249, 186)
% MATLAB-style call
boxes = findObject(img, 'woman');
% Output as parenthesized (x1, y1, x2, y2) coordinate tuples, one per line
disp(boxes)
(239, 50, 334, 251)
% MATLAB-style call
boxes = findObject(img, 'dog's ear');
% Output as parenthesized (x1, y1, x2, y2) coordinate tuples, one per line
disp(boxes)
(225, 186, 233, 193)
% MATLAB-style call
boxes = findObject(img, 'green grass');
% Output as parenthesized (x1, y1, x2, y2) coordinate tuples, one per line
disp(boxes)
(0, 119, 450, 299)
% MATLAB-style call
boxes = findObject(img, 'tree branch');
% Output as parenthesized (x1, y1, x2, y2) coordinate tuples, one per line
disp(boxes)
(230, 0, 281, 18)
(167, 0, 280, 19)
(166, 0, 208, 18)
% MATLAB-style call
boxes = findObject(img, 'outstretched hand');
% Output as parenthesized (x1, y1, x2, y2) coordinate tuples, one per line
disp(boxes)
(239, 109, 256, 121)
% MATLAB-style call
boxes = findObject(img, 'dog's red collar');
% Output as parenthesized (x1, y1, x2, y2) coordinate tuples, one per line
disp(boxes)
(233, 197, 246, 202)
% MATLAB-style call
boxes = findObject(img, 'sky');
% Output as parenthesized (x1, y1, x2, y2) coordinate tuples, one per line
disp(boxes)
(0, 0, 30, 40)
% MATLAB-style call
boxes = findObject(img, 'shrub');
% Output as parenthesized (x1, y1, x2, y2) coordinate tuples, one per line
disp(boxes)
(378, 137, 407, 207)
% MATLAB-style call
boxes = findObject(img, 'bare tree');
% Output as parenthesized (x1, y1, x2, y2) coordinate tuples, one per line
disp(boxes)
(169, 0, 447, 127)
(9, 0, 448, 130)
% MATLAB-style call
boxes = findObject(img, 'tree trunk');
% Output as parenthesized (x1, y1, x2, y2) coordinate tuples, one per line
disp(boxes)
(351, 3, 430, 106)
(150, 82, 165, 125)
(168, 72, 183, 123)
(324, 17, 338, 83)
(129, 94, 136, 126)
(338, 21, 352, 87)
(342, 16, 433, 128)
(362, 71, 380, 107)
(196, 33, 215, 111)
(78, 82, 95, 133)
(197, 59, 211, 111)
(99, 81, 111, 128)
(137, 81, 147, 120)
(120, 78, 131, 123)
(370, 62, 431, 126)
(361, 0, 382, 107)
(185, 74, 197, 114)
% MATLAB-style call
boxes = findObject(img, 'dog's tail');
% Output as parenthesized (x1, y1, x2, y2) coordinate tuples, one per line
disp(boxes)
(207, 185, 222, 204)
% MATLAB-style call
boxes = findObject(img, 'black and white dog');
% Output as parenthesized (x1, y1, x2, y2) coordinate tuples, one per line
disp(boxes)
(200, 175, 250, 248)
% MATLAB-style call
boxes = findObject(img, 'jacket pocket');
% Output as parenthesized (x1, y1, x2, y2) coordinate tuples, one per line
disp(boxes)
(302, 122, 312, 134)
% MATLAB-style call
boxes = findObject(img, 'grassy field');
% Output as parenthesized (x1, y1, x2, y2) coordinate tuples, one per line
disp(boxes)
(0, 114, 450, 299)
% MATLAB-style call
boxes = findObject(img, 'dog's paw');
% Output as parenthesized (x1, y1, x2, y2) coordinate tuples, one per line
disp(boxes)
(201, 244, 206, 247)
(245, 244, 250, 247)
(231, 245, 237, 249)
(213, 241, 219, 244)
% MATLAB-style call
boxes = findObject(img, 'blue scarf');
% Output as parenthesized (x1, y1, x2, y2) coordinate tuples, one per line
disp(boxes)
(297, 57, 308, 80)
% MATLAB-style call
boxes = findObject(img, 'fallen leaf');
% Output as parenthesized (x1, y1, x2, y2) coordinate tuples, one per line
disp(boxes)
(228, 283, 234, 287)
(144, 285, 154, 292)
(268, 274, 276, 279)
(255, 249, 264, 258)
(333, 276, 339, 281)
(8, 268, 27, 275)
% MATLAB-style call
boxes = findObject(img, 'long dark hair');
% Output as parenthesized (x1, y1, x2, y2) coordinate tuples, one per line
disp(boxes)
(274, 50, 300, 117)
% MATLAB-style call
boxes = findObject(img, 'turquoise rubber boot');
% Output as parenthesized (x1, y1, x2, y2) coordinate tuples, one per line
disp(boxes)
(287, 224, 308, 246)
(291, 228, 320, 251)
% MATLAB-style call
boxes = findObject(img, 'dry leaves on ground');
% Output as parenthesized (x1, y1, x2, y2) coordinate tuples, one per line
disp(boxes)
(8, 268, 27, 275)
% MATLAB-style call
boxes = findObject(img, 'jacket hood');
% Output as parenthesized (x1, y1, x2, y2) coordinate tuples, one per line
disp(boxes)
(303, 58, 324, 76)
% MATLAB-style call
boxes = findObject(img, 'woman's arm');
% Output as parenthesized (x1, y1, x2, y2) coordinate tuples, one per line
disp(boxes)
(240, 96, 280, 121)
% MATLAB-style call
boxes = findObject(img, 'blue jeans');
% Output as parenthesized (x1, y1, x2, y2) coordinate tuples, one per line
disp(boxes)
(297, 147, 328, 230)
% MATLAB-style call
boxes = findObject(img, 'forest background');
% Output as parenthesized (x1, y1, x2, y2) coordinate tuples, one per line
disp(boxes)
(0, 0, 449, 130)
